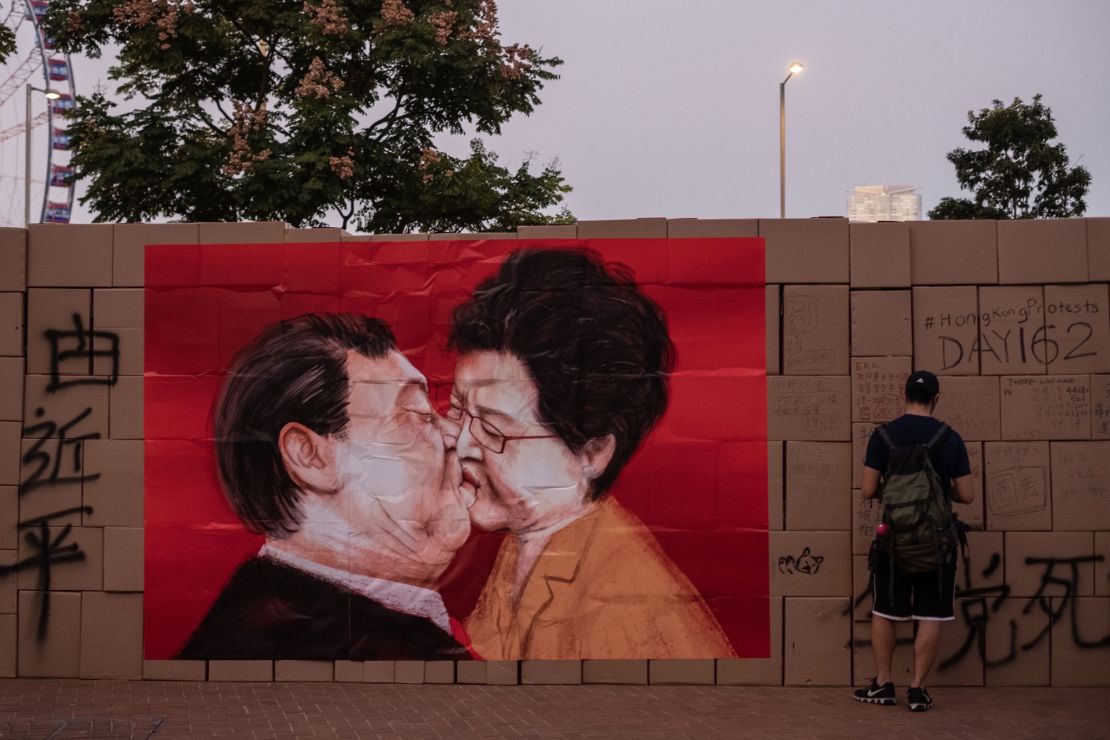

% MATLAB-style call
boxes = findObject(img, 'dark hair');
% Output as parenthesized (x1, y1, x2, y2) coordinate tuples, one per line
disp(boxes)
(905, 386, 939, 405)
(449, 248, 675, 500)
(213, 313, 397, 537)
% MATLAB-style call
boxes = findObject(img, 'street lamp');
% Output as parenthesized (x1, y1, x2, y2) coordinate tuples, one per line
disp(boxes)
(779, 61, 804, 219)
(25, 84, 63, 227)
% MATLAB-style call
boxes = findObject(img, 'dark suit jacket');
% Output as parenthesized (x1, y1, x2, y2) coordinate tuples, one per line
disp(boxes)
(177, 557, 470, 661)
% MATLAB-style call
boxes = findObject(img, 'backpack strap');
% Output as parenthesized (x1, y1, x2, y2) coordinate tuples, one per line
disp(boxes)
(875, 425, 895, 449)
(926, 423, 951, 451)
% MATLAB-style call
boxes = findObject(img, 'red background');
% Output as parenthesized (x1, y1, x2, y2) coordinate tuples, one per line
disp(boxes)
(144, 237, 768, 660)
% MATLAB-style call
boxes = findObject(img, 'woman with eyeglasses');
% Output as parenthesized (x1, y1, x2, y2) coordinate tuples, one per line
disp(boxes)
(443, 247, 735, 660)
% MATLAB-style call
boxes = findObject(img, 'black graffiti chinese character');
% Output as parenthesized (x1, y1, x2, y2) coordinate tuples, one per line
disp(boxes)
(45, 313, 119, 391)
(1021, 555, 1110, 651)
(20, 407, 101, 495)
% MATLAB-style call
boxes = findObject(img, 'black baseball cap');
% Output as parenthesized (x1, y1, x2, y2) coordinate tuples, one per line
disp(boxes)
(905, 370, 940, 396)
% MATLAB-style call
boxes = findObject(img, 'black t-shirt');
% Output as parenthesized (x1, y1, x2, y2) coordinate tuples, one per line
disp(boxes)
(864, 414, 971, 497)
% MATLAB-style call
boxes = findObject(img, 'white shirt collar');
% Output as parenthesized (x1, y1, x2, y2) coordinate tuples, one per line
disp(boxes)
(258, 543, 451, 635)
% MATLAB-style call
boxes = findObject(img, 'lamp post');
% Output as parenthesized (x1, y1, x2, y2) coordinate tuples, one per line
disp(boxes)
(25, 84, 62, 227)
(779, 61, 804, 219)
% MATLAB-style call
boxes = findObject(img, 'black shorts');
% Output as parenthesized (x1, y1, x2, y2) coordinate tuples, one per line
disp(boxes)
(870, 546, 956, 621)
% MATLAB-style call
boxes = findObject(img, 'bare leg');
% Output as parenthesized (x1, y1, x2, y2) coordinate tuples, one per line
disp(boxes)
(911, 620, 942, 688)
(871, 615, 895, 684)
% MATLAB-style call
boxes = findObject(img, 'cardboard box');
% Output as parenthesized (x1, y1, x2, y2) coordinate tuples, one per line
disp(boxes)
(362, 661, 395, 682)
(82, 439, 143, 527)
(934, 375, 1000, 441)
(666, 219, 758, 238)
(1044, 283, 1110, 374)
(143, 660, 205, 681)
(0, 487, 16, 549)
(198, 222, 285, 244)
(359, 233, 427, 242)
(932, 597, 984, 686)
(93, 289, 143, 330)
(284, 228, 345, 243)
(0, 228, 26, 291)
(1094, 375, 1110, 440)
(456, 661, 488, 684)
(1050, 442, 1110, 531)
(760, 218, 849, 284)
(109, 375, 143, 439)
(18, 590, 81, 677)
(851, 555, 871, 621)
(851, 356, 911, 423)
(851, 620, 913, 686)
(852, 495, 881, 556)
(485, 660, 519, 685)
(17, 438, 81, 526)
(1049, 597, 1110, 686)
(912, 285, 980, 375)
(984, 441, 1052, 531)
(332, 660, 361, 682)
(648, 659, 715, 685)
(516, 224, 577, 239)
(783, 597, 850, 686)
(275, 660, 334, 681)
(1000, 375, 1090, 440)
(427, 232, 516, 241)
(577, 218, 667, 238)
(394, 660, 423, 683)
(27, 224, 114, 287)
(0, 550, 16, 612)
(17, 526, 102, 590)
(0, 358, 22, 420)
(784, 442, 851, 530)
(0, 613, 13, 677)
(21, 374, 110, 438)
(768, 441, 783, 531)
(208, 660, 273, 681)
(80, 592, 142, 679)
(25, 288, 91, 376)
(0, 292, 22, 356)
(964, 531, 1006, 591)
(113, 223, 199, 286)
(0, 422, 19, 485)
(783, 285, 849, 375)
(424, 660, 456, 683)
(582, 660, 649, 684)
(522, 660, 582, 685)
(103, 527, 143, 592)
(850, 290, 911, 357)
(1089, 217, 1110, 281)
(767, 285, 780, 375)
(716, 597, 782, 686)
(851, 423, 877, 489)
(1004, 532, 1096, 598)
(1098, 530, 1110, 597)
(998, 219, 1087, 284)
(849, 222, 911, 288)
(984, 596, 1050, 686)
(768, 376, 851, 441)
(771, 531, 851, 597)
(909, 220, 997, 285)
(955, 441, 985, 530)
(977, 286, 1046, 375)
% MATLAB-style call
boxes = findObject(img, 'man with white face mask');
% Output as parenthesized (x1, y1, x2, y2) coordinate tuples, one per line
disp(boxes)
(178, 313, 473, 660)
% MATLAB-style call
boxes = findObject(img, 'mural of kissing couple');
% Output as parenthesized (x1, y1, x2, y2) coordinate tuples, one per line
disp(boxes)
(144, 239, 769, 663)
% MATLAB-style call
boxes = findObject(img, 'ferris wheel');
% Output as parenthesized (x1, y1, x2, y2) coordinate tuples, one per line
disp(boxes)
(0, 0, 77, 226)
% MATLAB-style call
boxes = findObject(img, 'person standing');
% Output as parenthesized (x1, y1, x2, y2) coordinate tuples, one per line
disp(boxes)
(853, 371, 974, 711)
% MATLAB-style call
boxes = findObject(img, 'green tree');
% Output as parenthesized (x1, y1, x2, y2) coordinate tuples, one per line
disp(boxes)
(43, 0, 572, 231)
(0, 6, 14, 64)
(929, 94, 1091, 220)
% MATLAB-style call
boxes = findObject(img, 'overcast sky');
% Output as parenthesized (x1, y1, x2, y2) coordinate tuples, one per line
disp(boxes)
(72, 0, 1110, 223)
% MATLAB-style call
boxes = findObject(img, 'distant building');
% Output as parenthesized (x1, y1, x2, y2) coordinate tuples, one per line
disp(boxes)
(847, 185, 922, 222)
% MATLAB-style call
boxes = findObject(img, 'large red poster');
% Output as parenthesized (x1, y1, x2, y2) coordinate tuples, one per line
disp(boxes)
(144, 237, 768, 661)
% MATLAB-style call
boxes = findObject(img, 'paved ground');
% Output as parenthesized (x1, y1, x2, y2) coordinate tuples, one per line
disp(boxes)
(0, 681, 1108, 739)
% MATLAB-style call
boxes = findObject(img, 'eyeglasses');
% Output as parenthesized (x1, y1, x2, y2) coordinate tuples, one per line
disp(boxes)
(437, 392, 558, 454)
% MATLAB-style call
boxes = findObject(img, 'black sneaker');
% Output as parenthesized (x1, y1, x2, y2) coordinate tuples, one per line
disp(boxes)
(907, 686, 933, 712)
(853, 678, 896, 705)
